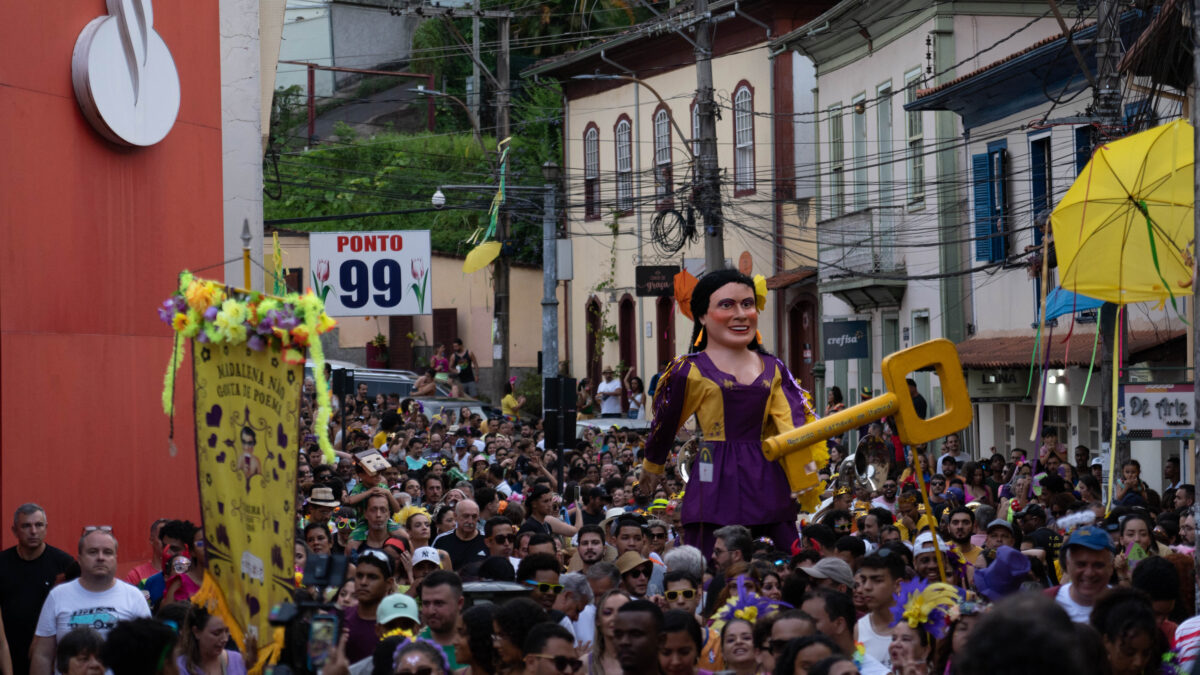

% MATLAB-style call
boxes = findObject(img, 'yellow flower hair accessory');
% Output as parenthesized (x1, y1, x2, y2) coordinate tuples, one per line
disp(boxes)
(890, 580, 962, 640)
(753, 274, 768, 311)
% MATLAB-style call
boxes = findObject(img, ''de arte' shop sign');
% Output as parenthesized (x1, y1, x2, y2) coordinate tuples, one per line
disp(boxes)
(309, 231, 433, 317)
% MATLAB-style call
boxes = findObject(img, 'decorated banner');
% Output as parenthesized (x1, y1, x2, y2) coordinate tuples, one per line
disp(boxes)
(309, 231, 433, 317)
(194, 343, 300, 662)
(160, 273, 336, 672)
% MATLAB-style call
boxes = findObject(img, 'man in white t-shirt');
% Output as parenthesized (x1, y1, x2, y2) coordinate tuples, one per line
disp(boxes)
(30, 528, 150, 675)
(1048, 526, 1113, 623)
(596, 367, 623, 418)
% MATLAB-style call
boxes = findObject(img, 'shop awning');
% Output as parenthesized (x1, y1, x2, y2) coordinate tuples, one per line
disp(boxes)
(956, 327, 1185, 369)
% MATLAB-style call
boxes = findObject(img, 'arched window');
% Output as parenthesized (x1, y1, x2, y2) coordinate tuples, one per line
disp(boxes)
(733, 83, 755, 195)
(619, 294, 637, 376)
(614, 116, 633, 213)
(653, 107, 673, 209)
(583, 124, 600, 220)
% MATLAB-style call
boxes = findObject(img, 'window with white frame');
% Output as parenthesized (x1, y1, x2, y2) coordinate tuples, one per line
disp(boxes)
(733, 85, 755, 193)
(877, 83, 894, 206)
(615, 117, 632, 212)
(584, 125, 600, 220)
(852, 94, 867, 210)
(828, 104, 844, 217)
(904, 69, 925, 207)
(654, 108, 673, 207)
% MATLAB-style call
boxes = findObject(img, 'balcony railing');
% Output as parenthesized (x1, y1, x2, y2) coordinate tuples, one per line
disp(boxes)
(817, 206, 905, 280)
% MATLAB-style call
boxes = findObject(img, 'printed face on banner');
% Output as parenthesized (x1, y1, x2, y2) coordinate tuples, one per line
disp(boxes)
(309, 231, 433, 317)
(193, 344, 300, 648)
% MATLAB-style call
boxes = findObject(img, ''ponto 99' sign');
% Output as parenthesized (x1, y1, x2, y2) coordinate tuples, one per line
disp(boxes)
(309, 231, 432, 317)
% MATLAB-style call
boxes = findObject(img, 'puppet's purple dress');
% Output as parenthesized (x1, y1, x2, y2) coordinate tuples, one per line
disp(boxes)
(643, 351, 814, 554)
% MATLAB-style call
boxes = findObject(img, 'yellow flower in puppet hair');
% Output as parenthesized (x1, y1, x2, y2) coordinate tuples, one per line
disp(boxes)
(171, 312, 191, 334)
(753, 274, 768, 311)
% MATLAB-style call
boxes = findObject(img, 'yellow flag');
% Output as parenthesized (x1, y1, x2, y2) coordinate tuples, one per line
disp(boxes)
(192, 343, 300, 658)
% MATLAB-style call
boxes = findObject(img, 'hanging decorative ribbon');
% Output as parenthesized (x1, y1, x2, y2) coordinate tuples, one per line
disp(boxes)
(463, 138, 511, 274)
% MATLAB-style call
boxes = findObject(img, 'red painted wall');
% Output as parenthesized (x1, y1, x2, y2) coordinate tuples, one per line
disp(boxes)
(0, 1, 223, 563)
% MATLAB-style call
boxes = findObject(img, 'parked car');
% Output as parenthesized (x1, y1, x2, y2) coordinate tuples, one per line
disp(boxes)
(412, 397, 491, 425)
(575, 417, 652, 437)
(302, 362, 450, 399)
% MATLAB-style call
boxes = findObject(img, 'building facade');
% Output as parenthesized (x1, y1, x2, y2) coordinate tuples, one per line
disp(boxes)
(908, 17, 1186, 486)
(774, 0, 1063, 452)
(525, 0, 832, 395)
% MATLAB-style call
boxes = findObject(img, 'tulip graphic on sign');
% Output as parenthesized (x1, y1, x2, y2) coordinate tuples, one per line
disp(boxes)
(411, 259, 430, 313)
(71, 0, 181, 146)
(311, 260, 331, 302)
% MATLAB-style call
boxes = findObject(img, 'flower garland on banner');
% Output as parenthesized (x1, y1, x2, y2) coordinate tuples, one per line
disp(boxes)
(158, 271, 338, 462)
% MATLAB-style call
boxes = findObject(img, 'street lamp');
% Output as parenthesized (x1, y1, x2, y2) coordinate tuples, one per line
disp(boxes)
(410, 85, 483, 150)
(572, 73, 695, 159)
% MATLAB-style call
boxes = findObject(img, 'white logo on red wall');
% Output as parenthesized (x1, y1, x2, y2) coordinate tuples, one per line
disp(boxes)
(71, 0, 180, 146)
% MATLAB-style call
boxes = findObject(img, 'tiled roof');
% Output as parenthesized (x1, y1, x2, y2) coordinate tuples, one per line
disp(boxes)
(765, 266, 816, 289)
(916, 22, 1094, 99)
(955, 327, 1184, 369)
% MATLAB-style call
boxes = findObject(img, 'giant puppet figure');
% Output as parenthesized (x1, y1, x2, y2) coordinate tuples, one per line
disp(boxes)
(638, 269, 826, 555)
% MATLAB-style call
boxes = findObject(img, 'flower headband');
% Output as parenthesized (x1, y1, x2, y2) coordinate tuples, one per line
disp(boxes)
(889, 579, 962, 640)
(713, 574, 791, 629)
(393, 636, 451, 673)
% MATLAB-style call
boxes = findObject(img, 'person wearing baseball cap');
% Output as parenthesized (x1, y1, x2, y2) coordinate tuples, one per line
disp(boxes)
(984, 519, 1018, 550)
(375, 593, 420, 634)
(799, 557, 854, 593)
(411, 546, 442, 588)
(911, 531, 951, 583)
(1045, 525, 1114, 622)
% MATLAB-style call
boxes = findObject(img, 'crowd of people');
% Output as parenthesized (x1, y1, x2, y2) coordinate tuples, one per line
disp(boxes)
(2, 267, 1200, 675)
(3, 384, 1199, 675)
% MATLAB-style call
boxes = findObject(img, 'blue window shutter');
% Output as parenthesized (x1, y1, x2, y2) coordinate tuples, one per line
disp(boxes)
(972, 153, 992, 262)
(991, 148, 1008, 262)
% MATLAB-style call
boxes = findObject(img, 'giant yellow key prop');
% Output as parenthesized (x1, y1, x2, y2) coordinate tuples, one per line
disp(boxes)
(765, 339, 972, 500)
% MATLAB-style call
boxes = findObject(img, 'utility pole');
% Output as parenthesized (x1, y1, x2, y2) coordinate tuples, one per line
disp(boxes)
(389, 2, 512, 403)
(472, 0, 481, 124)
(1093, 0, 1127, 473)
(493, 14, 512, 402)
(694, 0, 725, 273)
(1190, 0, 1199, 614)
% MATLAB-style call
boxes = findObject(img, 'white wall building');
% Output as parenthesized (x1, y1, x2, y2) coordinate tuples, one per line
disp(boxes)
(773, 0, 1063, 454)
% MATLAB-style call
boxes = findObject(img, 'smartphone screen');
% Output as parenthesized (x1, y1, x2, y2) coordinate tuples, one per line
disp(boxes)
(570, 485, 581, 504)
(307, 612, 340, 669)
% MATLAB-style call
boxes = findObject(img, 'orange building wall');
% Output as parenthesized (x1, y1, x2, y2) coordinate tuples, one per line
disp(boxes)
(0, 2, 224, 562)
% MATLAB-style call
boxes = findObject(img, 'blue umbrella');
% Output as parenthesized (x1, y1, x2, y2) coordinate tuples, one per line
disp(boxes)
(1044, 287, 1105, 321)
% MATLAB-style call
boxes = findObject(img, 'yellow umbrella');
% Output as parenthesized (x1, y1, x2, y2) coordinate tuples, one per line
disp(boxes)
(1051, 119, 1195, 305)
